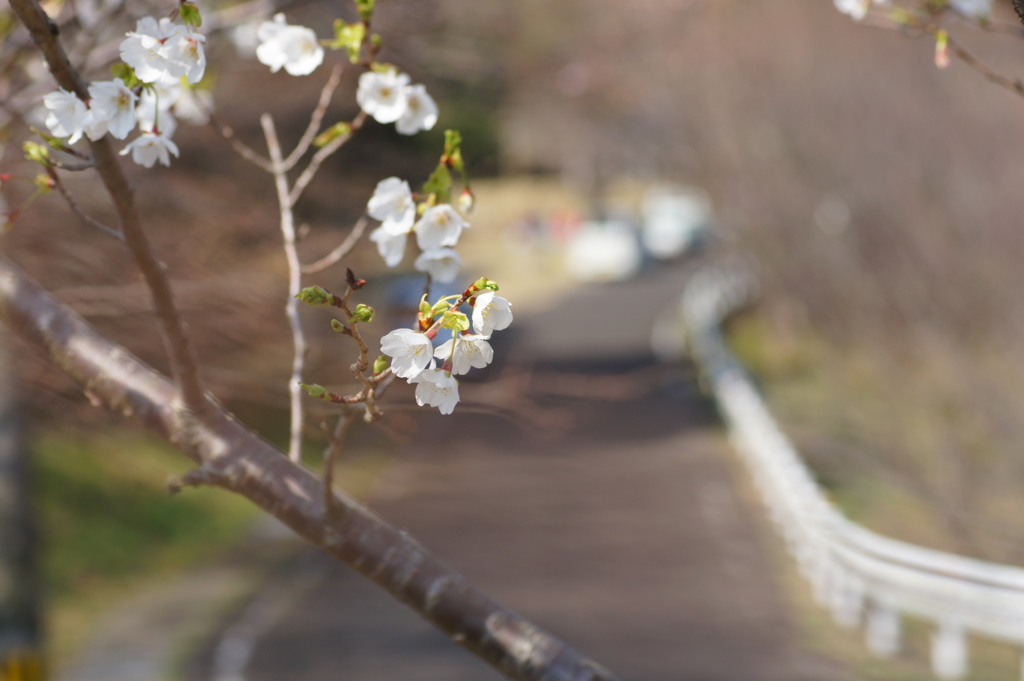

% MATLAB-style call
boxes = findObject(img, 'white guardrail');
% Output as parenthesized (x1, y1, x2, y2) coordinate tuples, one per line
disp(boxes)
(681, 262, 1024, 681)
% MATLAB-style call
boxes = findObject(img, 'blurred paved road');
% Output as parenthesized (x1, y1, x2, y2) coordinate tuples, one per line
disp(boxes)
(191, 261, 857, 681)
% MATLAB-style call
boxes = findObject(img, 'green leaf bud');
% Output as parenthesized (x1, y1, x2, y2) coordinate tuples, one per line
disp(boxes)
(373, 354, 388, 376)
(33, 174, 54, 194)
(23, 141, 51, 165)
(295, 286, 333, 306)
(299, 382, 331, 399)
(349, 303, 375, 323)
(458, 188, 475, 213)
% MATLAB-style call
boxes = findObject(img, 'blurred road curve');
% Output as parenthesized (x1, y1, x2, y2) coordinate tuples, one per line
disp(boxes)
(190, 261, 860, 681)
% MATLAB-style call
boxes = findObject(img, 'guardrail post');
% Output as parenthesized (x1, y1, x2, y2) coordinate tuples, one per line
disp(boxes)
(865, 603, 901, 658)
(931, 621, 967, 680)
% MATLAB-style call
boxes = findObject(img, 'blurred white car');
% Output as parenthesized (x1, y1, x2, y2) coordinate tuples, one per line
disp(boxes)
(564, 219, 642, 282)
(641, 186, 710, 260)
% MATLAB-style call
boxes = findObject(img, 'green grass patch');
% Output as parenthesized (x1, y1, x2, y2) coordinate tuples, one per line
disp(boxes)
(32, 425, 259, 660)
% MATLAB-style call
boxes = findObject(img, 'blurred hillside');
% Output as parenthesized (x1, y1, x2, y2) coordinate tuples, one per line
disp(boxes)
(417, 0, 1024, 563)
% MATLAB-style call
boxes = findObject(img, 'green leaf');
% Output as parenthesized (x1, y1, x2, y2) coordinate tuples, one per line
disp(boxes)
(430, 299, 450, 317)
(422, 164, 452, 204)
(111, 62, 141, 89)
(179, 1, 202, 28)
(441, 310, 470, 332)
(473, 277, 499, 292)
(355, 0, 376, 21)
(313, 121, 352, 148)
(443, 129, 463, 157)
(419, 296, 433, 320)
(329, 19, 366, 63)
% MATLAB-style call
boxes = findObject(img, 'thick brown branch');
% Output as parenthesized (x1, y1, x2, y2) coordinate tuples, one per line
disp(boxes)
(0, 255, 620, 681)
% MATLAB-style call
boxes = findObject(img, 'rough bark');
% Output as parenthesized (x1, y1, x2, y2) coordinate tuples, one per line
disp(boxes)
(0, 255, 618, 681)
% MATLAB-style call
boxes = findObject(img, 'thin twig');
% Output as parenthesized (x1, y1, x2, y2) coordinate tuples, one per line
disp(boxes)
(942, 30, 1024, 98)
(207, 108, 274, 171)
(52, 159, 95, 171)
(282, 64, 345, 172)
(261, 113, 307, 462)
(321, 409, 356, 516)
(301, 216, 369, 274)
(289, 111, 368, 205)
(49, 170, 124, 241)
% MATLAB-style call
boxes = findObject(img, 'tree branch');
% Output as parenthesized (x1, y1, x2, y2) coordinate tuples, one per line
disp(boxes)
(261, 113, 307, 462)
(9, 0, 209, 417)
(0, 254, 620, 681)
(301, 216, 369, 274)
(282, 64, 345, 171)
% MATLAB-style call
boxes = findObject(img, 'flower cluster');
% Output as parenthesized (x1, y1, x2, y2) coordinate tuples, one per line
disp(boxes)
(357, 70, 438, 136)
(367, 177, 469, 283)
(379, 286, 512, 414)
(41, 14, 209, 168)
(120, 16, 206, 85)
(255, 14, 325, 76)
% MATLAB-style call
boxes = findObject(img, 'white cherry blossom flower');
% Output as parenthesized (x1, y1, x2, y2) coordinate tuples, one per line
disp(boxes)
(413, 204, 468, 251)
(357, 70, 410, 124)
(435, 334, 493, 376)
(369, 226, 408, 267)
(396, 84, 438, 135)
(43, 89, 88, 143)
(88, 79, 138, 140)
(380, 328, 434, 379)
(411, 368, 460, 414)
(120, 130, 180, 168)
(164, 30, 207, 83)
(119, 17, 206, 84)
(367, 177, 416, 233)
(414, 248, 461, 283)
(833, 0, 869, 20)
(472, 291, 513, 338)
(81, 109, 110, 141)
(256, 14, 324, 76)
